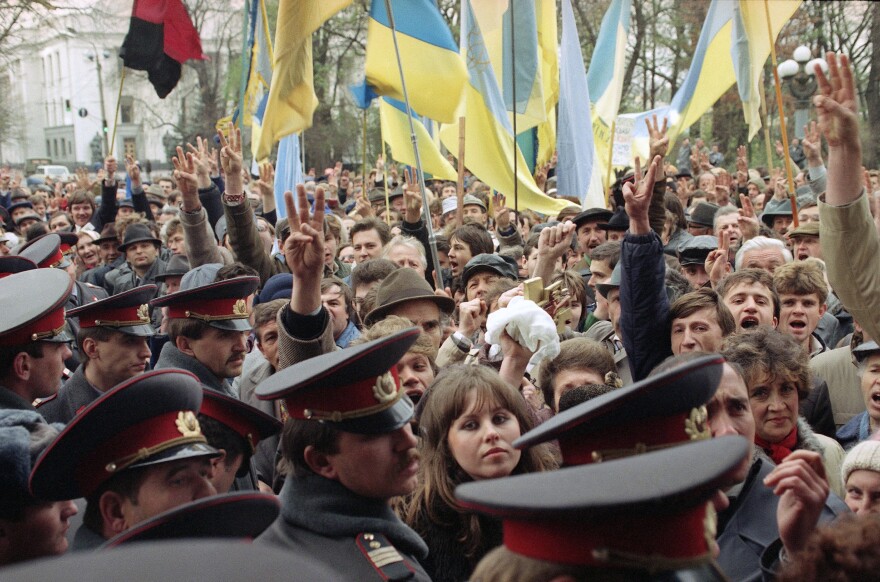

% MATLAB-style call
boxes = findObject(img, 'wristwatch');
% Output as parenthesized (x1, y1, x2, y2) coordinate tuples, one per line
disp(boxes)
(452, 331, 473, 353)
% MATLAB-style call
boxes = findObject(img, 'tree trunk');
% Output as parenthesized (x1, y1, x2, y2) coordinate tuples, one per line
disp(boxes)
(865, 2, 880, 168)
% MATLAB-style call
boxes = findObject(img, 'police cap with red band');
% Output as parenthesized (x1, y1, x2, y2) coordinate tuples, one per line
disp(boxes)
(0, 255, 36, 279)
(515, 354, 723, 466)
(102, 492, 280, 547)
(256, 327, 420, 434)
(29, 369, 219, 501)
(199, 390, 281, 454)
(0, 269, 73, 346)
(150, 276, 259, 332)
(16, 233, 70, 269)
(66, 284, 157, 337)
(456, 436, 749, 572)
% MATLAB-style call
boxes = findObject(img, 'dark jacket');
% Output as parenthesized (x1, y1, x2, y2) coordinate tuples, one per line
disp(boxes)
(716, 455, 848, 582)
(0, 384, 35, 411)
(257, 474, 431, 581)
(108, 257, 168, 296)
(837, 411, 870, 450)
(154, 342, 236, 397)
(415, 508, 502, 582)
(620, 230, 672, 382)
(798, 377, 836, 440)
(36, 365, 101, 424)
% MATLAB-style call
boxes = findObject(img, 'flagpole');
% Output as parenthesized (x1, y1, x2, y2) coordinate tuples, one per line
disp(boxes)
(509, 0, 519, 212)
(457, 116, 466, 226)
(383, 0, 443, 289)
(362, 108, 368, 195)
(759, 74, 774, 175)
(763, 0, 798, 227)
(604, 120, 616, 207)
(109, 69, 126, 157)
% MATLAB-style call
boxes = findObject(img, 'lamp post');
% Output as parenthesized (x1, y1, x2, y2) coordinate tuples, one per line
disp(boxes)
(86, 49, 111, 157)
(777, 46, 827, 139)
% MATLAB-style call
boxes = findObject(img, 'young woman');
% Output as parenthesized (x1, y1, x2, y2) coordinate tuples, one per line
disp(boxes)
(403, 365, 557, 582)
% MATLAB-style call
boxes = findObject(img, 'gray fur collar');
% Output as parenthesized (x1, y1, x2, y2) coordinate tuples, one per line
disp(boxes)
(795, 416, 824, 457)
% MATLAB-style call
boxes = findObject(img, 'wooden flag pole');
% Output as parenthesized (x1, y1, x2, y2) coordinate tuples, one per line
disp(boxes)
(362, 108, 368, 191)
(759, 76, 774, 175)
(604, 120, 616, 208)
(109, 68, 127, 157)
(457, 116, 466, 227)
(509, 0, 519, 212)
(764, 0, 799, 227)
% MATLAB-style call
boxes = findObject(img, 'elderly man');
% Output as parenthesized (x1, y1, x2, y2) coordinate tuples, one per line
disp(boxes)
(572, 208, 613, 260)
(734, 236, 791, 273)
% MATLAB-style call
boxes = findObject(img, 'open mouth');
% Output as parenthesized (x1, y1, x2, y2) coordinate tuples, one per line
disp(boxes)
(740, 316, 759, 329)
(871, 392, 880, 405)
(789, 321, 807, 331)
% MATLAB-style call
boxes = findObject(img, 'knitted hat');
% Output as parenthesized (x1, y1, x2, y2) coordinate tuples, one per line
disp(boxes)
(441, 197, 457, 215)
(841, 439, 880, 485)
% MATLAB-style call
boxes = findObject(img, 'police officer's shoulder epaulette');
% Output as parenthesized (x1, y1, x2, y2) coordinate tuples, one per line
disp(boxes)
(355, 532, 415, 581)
(34, 393, 58, 407)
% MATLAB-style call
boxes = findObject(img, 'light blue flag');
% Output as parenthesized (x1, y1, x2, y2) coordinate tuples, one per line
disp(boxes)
(558, 0, 604, 206)
(273, 133, 303, 219)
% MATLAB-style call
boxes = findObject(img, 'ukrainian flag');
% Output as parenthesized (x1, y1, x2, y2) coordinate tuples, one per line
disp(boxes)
(255, 0, 351, 161)
(243, 0, 274, 160)
(440, 0, 568, 216)
(380, 97, 457, 181)
(471, 0, 545, 132)
(365, 0, 466, 125)
(535, 0, 559, 168)
(586, 0, 631, 190)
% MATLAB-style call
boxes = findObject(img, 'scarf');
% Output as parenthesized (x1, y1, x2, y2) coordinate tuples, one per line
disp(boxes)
(278, 473, 428, 560)
(755, 427, 798, 465)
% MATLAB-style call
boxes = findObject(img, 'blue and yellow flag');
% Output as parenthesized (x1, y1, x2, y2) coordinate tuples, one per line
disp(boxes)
(365, 0, 466, 124)
(535, 0, 559, 168)
(558, 0, 604, 208)
(586, 0, 631, 190)
(256, 0, 351, 160)
(380, 98, 457, 181)
(241, 0, 274, 160)
(440, 0, 568, 216)
(471, 0, 545, 132)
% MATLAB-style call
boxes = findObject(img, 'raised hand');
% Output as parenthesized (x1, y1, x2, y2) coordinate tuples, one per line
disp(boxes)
(735, 145, 749, 184)
(715, 171, 732, 204)
(75, 167, 93, 190)
(125, 154, 141, 189)
(623, 155, 662, 234)
(283, 184, 325, 281)
(800, 121, 823, 165)
(184, 136, 214, 189)
(690, 147, 700, 172)
(104, 156, 118, 185)
(646, 115, 669, 160)
(814, 52, 859, 149)
(775, 139, 785, 158)
(171, 146, 200, 211)
(493, 193, 511, 231)
(737, 193, 760, 241)
(218, 123, 243, 178)
(705, 228, 731, 288)
(457, 297, 486, 337)
(403, 167, 423, 224)
(255, 161, 275, 200)
(535, 162, 550, 192)
(763, 450, 829, 555)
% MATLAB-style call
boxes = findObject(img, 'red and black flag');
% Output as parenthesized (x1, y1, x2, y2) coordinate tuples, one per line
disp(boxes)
(120, 0, 205, 98)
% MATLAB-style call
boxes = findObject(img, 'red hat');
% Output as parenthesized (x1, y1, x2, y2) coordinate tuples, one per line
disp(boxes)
(30, 369, 219, 500)
(66, 285, 157, 337)
(0, 269, 73, 346)
(256, 328, 420, 434)
(199, 390, 282, 453)
(515, 354, 724, 465)
(150, 277, 259, 332)
(456, 436, 749, 570)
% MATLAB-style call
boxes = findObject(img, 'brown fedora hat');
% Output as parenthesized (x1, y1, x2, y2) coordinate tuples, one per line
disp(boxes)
(364, 268, 455, 326)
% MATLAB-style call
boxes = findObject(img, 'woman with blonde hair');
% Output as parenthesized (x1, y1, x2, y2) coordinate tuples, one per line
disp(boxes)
(403, 365, 557, 581)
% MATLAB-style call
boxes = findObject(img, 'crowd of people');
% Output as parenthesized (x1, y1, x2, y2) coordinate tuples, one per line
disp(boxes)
(2, 52, 880, 580)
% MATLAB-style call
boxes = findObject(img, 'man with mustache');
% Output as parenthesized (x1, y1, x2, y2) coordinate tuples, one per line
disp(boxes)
(254, 186, 430, 579)
(150, 276, 258, 399)
(38, 286, 156, 423)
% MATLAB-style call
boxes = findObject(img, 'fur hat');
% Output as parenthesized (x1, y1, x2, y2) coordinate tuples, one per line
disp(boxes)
(842, 439, 880, 486)
(0, 410, 62, 515)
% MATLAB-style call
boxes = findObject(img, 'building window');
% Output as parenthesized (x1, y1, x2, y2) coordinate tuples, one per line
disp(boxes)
(61, 138, 66, 158)
(53, 139, 58, 158)
(123, 137, 137, 159)
(120, 97, 134, 123)
(69, 139, 74, 155)
(46, 140, 51, 157)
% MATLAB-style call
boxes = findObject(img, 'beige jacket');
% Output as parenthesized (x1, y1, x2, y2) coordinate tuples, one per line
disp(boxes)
(819, 191, 880, 343)
(811, 345, 866, 429)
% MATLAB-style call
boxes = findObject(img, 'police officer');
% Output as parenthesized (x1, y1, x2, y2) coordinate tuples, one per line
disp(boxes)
(37, 285, 156, 423)
(29, 369, 220, 550)
(0, 269, 72, 410)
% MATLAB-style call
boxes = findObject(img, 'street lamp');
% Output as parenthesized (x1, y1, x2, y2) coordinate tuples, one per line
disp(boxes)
(777, 46, 827, 139)
(86, 49, 111, 158)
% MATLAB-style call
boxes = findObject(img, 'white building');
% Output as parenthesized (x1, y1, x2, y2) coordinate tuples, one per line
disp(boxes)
(1, 1, 236, 170)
